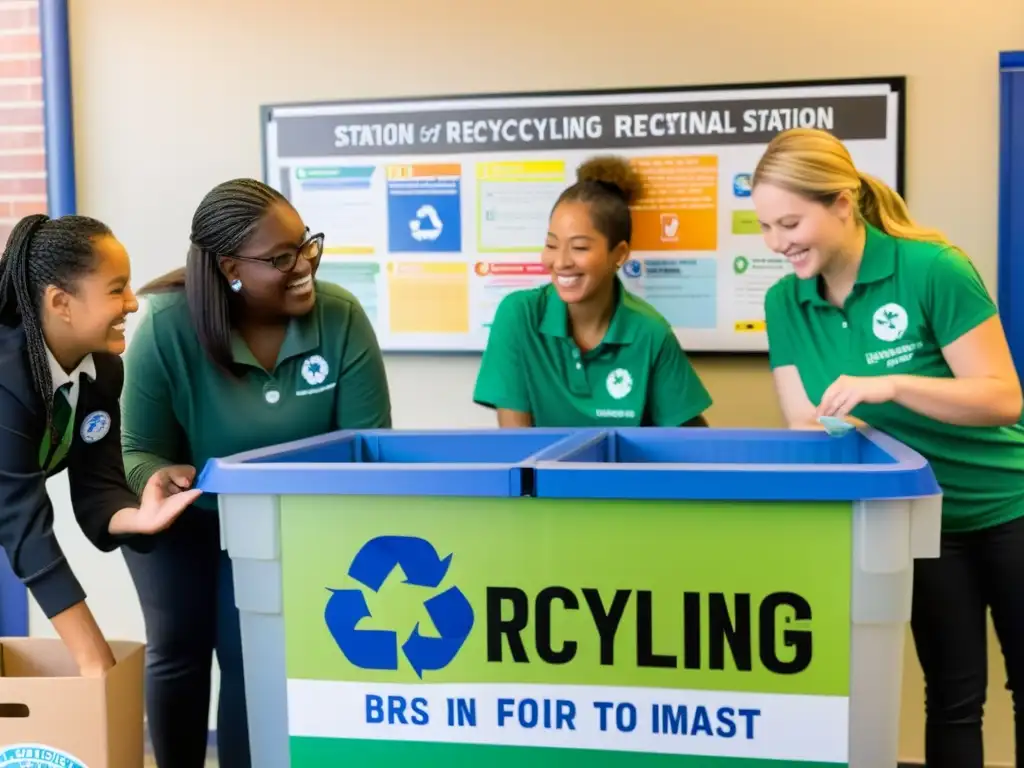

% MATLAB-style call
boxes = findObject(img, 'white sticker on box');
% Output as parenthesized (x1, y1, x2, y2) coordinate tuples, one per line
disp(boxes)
(0, 743, 87, 767)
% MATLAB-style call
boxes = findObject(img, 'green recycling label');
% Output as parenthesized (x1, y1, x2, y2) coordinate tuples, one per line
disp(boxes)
(280, 495, 852, 766)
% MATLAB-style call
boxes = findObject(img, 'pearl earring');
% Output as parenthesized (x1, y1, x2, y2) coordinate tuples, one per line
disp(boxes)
(230, 279, 243, 293)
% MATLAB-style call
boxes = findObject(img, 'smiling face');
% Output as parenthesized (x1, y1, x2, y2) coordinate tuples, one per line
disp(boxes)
(43, 234, 139, 356)
(751, 182, 858, 280)
(543, 200, 628, 305)
(220, 201, 321, 319)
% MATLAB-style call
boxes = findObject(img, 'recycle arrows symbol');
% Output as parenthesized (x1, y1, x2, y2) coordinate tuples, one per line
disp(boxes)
(324, 535, 475, 679)
(410, 205, 443, 241)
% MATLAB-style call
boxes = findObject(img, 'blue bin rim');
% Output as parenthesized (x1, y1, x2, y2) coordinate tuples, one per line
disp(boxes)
(531, 426, 942, 502)
(195, 427, 604, 498)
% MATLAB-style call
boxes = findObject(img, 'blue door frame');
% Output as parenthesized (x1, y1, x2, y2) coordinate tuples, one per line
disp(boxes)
(999, 51, 1024, 378)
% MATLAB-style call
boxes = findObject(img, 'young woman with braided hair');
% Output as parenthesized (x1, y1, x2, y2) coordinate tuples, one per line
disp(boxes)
(0, 213, 200, 678)
(120, 178, 391, 767)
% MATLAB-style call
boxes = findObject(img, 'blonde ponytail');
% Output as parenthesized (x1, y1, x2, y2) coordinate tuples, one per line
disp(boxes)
(753, 128, 947, 245)
(857, 171, 948, 244)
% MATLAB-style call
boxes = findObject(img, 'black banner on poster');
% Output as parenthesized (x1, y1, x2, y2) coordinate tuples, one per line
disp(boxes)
(272, 94, 889, 158)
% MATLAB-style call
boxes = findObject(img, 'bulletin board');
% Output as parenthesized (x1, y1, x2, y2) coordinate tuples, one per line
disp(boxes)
(261, 77, 906, 353)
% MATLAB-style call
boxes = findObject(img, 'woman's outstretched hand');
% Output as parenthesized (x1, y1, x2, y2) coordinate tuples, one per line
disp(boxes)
(107, 466, 202, 536)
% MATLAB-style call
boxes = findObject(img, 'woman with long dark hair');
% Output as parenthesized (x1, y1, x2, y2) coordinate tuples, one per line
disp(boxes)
(120, 178, 391, 767)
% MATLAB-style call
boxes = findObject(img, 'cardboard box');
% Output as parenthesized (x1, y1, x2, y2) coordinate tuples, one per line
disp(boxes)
(0, 638, 144, 768)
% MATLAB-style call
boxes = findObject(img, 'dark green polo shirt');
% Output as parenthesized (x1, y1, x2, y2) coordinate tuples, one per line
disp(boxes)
(473, 281, 712, 427)
(121, 280, 391, 510)
(766, 223, 1024, 532)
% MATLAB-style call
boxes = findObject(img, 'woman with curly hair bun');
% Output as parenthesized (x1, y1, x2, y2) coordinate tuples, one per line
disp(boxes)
(474, 155, 712, 428)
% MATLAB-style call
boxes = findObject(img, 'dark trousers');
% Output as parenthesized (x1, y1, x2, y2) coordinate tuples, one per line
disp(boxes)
(123, 507, 251, 768)
(910, 513, 1024, 767)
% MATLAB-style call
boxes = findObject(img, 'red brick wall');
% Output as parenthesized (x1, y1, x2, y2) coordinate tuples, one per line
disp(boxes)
(0, 0, 45, 247)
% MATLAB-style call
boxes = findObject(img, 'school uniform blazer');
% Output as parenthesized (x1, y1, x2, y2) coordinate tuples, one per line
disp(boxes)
(0, 323, 150, 619)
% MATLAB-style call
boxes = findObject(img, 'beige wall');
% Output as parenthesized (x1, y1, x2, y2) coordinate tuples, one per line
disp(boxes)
(48, 0, 1021, 760)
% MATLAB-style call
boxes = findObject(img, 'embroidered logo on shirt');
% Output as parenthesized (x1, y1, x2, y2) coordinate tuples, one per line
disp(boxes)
(595, 408, 637, 420)
(301, 355, 329, 386)
(865, 340, 924, 369)
(0, 743, 86, 767)
(872, 302, 909, 343)
(606, 368, 633, 400)
(297, 354, 336, 397)
(80, 410, 111, 443)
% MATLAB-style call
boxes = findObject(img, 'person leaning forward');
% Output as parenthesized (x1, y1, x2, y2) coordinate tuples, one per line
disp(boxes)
(0, 213, 200, 678)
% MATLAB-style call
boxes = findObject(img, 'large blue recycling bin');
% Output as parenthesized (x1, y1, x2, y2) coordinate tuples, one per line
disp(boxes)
(197, 426, 942, 768)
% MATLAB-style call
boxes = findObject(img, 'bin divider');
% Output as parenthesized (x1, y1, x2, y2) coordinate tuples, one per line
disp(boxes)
(519, 429, 609, 464)
(359, 433, 380, 462)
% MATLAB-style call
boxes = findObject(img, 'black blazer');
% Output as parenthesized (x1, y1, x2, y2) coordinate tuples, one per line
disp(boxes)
(0, 323, 148, 619)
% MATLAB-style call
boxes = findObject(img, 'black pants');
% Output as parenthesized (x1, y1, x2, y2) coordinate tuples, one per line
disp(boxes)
(123, 507, 251, 768)
(910, 513, 1024, 767)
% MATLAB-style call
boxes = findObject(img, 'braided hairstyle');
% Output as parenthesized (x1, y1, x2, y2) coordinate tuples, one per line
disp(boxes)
(139, 178, 287, 373)
(0, 213, 112, 433)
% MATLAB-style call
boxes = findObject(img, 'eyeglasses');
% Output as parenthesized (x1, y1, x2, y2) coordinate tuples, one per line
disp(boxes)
(230, 231, 325, 273)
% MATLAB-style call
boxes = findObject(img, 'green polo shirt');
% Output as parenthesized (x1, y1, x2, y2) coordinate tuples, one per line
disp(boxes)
(473, 281, 712, 427)
(121, 280, 391, 510)
(765, 223, 1024, 532)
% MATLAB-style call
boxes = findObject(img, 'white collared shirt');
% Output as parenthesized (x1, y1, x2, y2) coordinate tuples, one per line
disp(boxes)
(45, 346, 96, 410)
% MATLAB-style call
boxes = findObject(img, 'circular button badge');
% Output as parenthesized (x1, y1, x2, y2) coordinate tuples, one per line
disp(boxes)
(0, 744, 86, 768)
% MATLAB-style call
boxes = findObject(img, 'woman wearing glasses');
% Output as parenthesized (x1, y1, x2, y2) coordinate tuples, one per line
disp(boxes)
(119, 178, 392, 768)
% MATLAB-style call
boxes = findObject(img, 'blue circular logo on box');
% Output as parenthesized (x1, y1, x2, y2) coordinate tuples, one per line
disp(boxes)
(0, 744, 86, 767)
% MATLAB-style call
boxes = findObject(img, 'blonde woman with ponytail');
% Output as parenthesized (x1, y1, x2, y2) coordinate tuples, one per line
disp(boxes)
(753, 127, 1024, 767)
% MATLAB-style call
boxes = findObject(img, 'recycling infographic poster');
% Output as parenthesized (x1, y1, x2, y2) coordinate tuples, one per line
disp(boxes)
(262, 78, 904, 352)
(280, 495, 853, 765)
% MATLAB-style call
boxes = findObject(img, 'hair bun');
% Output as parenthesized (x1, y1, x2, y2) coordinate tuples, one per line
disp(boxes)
(576, 156, 643, 206)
